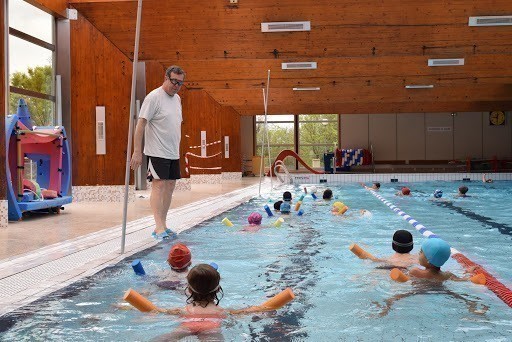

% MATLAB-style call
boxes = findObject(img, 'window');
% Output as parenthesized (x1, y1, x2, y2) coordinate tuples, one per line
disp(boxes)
(298, 114, 339, 168)
(8, 0, 55, 126)
(255, 115, 295, 170)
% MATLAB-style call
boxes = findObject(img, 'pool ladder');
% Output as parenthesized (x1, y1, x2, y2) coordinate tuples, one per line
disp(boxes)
(274, 160, 292, 186)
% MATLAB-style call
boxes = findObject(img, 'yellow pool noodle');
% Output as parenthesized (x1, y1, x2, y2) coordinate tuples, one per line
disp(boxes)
(273, 217, 284, 227)
(222, 217, 234, 227)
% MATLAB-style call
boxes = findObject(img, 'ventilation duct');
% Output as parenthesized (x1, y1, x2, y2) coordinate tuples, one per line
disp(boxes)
(282, 62, 317, 70)
(428, 58, 464, 66)
(261, 21, 311, 32)
(469, 16, 512, 26)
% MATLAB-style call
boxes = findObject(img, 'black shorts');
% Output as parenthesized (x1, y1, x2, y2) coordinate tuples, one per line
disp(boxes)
(147, 156, 181, 181)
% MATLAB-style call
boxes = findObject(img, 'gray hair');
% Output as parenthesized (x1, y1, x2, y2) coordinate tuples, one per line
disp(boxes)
(166, 65, 186, 79)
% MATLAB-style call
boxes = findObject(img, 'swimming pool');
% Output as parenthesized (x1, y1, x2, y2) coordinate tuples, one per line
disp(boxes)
(1, 181, 512, 341)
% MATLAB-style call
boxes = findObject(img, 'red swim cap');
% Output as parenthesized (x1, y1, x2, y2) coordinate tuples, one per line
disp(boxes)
(402, 187, 411, 195)
(168, 243, 192, 270)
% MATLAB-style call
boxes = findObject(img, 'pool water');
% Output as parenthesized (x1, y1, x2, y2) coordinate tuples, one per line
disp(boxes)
(1, 181, 512, 341)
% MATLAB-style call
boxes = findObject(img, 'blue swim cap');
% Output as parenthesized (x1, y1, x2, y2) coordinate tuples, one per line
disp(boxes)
(433, 189, 443, 198)
(421, 238, 451, 267)
(280, 202, 291, 213)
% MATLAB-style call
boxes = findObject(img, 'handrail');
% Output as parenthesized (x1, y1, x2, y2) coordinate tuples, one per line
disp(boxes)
(274, 160, 291, 185)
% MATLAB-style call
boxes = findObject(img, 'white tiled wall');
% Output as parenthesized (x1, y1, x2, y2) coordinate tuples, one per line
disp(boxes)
(0, 200, 7, 228)
(190, 174, 222, 184)
(291, 173, 512, 184)
(72, 185, 136, 202)
(222, 172, 242, 181)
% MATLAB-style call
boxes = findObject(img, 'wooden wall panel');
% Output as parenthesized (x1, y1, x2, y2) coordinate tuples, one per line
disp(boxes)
(181, 90, 222, 175)
(454, 112, 483, 159)
(70, 13, 133, 185)
(28, 0, 67, 17)
(397, 114, 426, 161)
(369, 114, 397, 161)
(220, 106, 241, 172)
(425, 113, 453, 160)
(144, 61, 165, 94)
(1, 1, 6, 199)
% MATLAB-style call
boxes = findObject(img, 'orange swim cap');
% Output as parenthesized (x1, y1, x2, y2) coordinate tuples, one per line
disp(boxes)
(402, 187, 411, 195)
(168, 243, 192, 270)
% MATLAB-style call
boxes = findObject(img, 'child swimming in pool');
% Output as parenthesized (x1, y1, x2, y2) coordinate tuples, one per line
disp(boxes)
(241, 212, 264, 232)
(352, 230, 418, 268)
(408, 238, 475, 281)
(155, 243, 192, 290)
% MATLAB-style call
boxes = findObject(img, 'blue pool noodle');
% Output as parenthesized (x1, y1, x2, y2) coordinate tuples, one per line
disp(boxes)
(210, 262, 219, 271)
(298, 209, 304, 216)
(311, 193, 317, 200)
(132, 259, 146, 276)
(264, 204, 274, 217)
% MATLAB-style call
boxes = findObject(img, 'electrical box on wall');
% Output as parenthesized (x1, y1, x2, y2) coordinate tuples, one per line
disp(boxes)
(66, 8, 78, 20)
(96, 106, 106, 155)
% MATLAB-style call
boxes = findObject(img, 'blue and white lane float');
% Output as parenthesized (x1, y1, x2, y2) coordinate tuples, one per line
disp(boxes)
(364, 188, 512, 308)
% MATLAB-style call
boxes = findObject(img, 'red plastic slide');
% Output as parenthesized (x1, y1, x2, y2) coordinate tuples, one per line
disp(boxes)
(268, 149, 324, 175)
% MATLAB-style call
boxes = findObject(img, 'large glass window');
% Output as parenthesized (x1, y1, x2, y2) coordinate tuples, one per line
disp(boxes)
(255, 115, 295, 170)
(298, 114, 339, 168)
(8, 0, 55, 126)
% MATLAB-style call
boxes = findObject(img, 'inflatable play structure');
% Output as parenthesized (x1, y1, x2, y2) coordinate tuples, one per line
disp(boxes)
(5, 99, 72, 221)
(269, 149, 324, 175)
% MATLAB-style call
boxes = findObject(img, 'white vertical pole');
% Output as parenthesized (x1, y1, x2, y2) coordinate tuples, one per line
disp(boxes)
(55, 75, 62, 126)
(121, 0, 143, 254)
(258, 70, 272, 195)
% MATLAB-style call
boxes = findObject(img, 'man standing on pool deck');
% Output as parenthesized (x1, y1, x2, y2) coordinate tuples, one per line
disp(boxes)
(130, 65, 186, 240)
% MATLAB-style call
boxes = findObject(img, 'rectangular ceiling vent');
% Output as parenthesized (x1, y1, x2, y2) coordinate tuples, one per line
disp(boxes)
(428, 58, 464, 66)
(405, 85, 434, 89)
(282, 62, 317, 70)
(261, 21, 311, 32)
(469, 16, 512, 26)
(293, 87, 320, 91)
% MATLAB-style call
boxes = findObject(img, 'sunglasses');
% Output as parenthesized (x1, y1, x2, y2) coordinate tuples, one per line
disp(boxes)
(167, 77, 184, 86)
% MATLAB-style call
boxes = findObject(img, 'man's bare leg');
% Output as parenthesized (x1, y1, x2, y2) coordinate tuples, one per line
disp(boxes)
(161, 180, 176, 230)
(150, 179, 167, 234)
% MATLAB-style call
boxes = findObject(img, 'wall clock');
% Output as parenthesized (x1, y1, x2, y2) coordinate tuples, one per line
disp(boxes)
(489, 111, 505, 126)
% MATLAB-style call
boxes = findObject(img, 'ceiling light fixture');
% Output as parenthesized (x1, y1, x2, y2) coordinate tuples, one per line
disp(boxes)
(293, 87, 320, 91)
(405, 85, 434, 89)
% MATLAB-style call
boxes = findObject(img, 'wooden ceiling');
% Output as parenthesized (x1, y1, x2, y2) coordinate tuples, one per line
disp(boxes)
(70, 0, 512, 115)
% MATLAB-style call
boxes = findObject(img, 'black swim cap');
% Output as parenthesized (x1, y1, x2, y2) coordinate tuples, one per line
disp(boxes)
(283, 191, 292, 201)
(274, 200, 283, 210)
(392, 230, 413, 254)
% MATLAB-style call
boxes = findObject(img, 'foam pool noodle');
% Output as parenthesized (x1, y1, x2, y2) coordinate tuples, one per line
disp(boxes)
(349, 243, 375, 260)
(390, 268, 410, 283)
(222, 217, 234, 227)
(298, 209, 304, 216)
(311, 193, 317, 200)
(131, 259, 146, 276)
(470, 273, 486, 285)
(123, 288, 157, 312)
(259, 288, 295, 310)
(294, 201, 302, 211)
(264, 204, 274, 217)
(273, 217, 284, 227)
